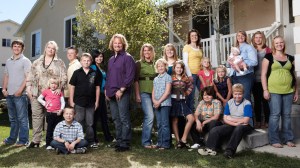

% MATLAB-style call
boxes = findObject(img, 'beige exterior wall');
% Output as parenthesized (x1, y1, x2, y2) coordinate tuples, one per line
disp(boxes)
(21, 0, 94, 65)
(231, 0, 275, 32)
(0, 20, 21, 84)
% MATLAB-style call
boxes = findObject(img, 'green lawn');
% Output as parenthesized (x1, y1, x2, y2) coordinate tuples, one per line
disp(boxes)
(1, 108, 300, 168)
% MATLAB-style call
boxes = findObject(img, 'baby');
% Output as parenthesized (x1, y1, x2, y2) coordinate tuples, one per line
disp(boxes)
(227, 47, 247, 75)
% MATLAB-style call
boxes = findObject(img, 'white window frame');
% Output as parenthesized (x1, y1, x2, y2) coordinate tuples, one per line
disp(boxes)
(31, 29, 42, 58)
(64, 15, 77, 49)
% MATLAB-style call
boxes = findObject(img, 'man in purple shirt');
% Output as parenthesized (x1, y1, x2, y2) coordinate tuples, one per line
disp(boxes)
(105, 34, 136, 152)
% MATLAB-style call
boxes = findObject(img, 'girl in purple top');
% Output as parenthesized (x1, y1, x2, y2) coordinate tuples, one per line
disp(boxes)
(213, 65, 232, 107)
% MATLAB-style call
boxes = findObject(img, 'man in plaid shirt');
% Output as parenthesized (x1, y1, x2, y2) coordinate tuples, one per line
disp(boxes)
(50, 107, 88, 154)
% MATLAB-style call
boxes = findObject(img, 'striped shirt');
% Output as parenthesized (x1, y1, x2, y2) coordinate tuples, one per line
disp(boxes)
(196, 99, 222, 120)
(53, 120, 84, 142)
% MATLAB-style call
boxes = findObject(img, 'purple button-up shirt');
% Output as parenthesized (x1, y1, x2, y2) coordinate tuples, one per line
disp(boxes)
(105, 50, 136, 97)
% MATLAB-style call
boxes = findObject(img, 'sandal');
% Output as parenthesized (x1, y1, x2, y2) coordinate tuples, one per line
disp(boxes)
(176, 142, 182, 149)
(271, 143, 283, 148)
(179, 140, 190, 149)
(286, 142, 296, 147)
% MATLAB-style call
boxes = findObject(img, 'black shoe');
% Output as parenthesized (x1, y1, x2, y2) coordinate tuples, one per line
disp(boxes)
(179, 140, 190, 149)
(224, 150, 234, 159)
(55, 148, 60, 155)
(115, 146, 130, 152)
(26, 141, 40, 148)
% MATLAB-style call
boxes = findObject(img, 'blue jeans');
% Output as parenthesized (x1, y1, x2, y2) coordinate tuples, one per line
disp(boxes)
(186, 74, 200, 111)
(109, 92, 131, 148)
(140, 92, 154, 146)
(5, 95, 29, 145)
(231, 72, 254, 101)
(155, 106, 171, 148)
(50, 139, 88, 154)
(268, 93, 294, 144)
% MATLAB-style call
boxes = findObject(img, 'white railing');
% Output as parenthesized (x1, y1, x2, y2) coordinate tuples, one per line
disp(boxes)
(172, 22, 281, 67)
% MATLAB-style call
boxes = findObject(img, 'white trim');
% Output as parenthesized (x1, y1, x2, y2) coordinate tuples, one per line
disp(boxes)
(293, 0, 300, 16)
(63, 14, 77, 50)
(30, 29, 42, 58)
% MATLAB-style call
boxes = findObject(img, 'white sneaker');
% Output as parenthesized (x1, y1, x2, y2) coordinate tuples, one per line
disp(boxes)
(198, 148, 217, 156)
(191, 143, 200, 149)
(46, 146, 54, 150)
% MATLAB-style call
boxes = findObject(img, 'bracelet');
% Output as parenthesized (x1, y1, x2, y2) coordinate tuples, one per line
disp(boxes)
(263, 89, 268, 91)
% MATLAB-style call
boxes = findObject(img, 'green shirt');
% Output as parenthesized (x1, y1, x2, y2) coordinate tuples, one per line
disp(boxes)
(135, 60, 156, 93)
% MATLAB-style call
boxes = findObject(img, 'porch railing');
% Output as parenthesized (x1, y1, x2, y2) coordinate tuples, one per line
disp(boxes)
(173, 22, 281, 67)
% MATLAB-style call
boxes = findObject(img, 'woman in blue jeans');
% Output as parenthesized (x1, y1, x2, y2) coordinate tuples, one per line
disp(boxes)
(229, 30, 257, 101)
(261, 36, 298, 148)
(134, 43, 156, 148)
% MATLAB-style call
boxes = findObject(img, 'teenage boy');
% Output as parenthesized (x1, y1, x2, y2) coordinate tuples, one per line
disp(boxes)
(198, 83, 253, 158)
(69, 53, 100, 148)
(50, 107, 88, 154)
(64, 46, 81, 104)
(2, 39, 32, 146)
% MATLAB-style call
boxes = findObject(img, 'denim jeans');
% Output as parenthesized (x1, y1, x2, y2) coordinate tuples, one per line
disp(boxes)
(5, 95, 29, 145)
(268, 93, 294, 144)
(140, 92, 154, 146)
(50, 139, 88, 154)
(74, 105, 95, 144)
(186, 74, 200, 111)
(109, 92, 131, 148)
(231, 72, 254, 102)
(155, 106, 171, 148)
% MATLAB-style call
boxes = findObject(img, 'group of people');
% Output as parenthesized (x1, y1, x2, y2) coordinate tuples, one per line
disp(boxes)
(2, 29, 298, 158)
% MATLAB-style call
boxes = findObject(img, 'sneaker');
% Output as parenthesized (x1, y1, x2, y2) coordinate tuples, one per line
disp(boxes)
(191, 143, 200, 149)
(198, 148, 217, 156)
(46, 146, 54, 150)
(115, 146, 130, 152)
(75, 148, 86, 154)
(90, 143, 98, 148)
(224, 150, 233, 159)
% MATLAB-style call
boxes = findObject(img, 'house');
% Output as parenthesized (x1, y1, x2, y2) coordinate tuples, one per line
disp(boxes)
(0, 19, 21, 84)
(167, 0, 296, 67)
(15, 0, 97, 64)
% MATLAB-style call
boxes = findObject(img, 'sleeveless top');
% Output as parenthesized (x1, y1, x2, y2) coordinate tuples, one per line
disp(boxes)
(214, 76, 229, 100)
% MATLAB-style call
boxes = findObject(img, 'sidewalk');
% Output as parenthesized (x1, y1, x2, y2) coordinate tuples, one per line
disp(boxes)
(253, 139, 300, 159)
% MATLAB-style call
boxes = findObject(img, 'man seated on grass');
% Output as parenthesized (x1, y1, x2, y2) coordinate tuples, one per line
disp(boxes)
(198, 83, 253, 158)
(50, 107, 88, 154)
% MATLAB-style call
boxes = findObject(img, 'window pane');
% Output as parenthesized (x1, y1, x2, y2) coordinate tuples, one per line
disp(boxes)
(35, 32, 41, 56)
(7, 39, 11, 47)
(2, 39, 6, 47)
(71, 18, 78, 46)
(65, 19, 71, 48)
(32, 34, 36, 57)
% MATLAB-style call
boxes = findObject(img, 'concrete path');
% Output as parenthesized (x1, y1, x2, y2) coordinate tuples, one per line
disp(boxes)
(253, 139, 300, 159)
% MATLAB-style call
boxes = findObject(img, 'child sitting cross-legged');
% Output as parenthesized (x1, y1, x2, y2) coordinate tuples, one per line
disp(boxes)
(50, 107, 88, 154)
(198, 83, 253, 158)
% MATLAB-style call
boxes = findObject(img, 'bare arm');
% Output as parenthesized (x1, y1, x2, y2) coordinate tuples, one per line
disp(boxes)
(134, 81, 141, 103)
(2, 73, 8, 97)
(261, 58, 270, 100)
(95, 86, 100, 110)
(224, 115, 250, 126)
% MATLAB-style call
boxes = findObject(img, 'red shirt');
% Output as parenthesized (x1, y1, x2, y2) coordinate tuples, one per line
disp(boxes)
(42, 89, 63, 112)
(198, 70, 215, 90)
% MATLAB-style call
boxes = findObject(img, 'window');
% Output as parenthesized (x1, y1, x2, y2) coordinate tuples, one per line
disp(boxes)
(2, 39, 11, 47)
(64, 16, 77, 48)
(289, 0, 294, 23)
(31, 29, 42, 57)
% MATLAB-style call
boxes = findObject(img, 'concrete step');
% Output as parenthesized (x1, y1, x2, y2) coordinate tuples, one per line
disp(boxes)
(236, 129, 269, 152)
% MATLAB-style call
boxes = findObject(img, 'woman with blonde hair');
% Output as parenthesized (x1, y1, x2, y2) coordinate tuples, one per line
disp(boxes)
(261, 36, 298, 148)
(134, 43, 156, 148)
(26, 41, 67, 148)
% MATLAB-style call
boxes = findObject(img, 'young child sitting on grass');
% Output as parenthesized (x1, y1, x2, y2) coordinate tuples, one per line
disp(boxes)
(198, 83, 253, 158)
(50, 107, 88, 154)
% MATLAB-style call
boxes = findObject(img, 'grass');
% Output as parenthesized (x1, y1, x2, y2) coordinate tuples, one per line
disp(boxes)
(1, 108, 300, 168)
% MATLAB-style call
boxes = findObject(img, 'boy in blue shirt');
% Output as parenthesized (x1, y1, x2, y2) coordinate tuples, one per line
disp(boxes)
(50, 107, 88, 154)
(198, 83, 253, 158)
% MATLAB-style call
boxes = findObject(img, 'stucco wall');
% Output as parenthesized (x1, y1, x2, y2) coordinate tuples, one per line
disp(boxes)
(22, 0, 94, 66)
(232, 0, 275, 32)
(0, 21, 21, 84)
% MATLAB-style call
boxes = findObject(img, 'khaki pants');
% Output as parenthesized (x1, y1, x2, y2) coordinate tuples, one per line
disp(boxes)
(31, 98, 46, 143)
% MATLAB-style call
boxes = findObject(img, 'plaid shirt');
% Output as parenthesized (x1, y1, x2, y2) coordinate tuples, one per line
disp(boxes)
(53, 120, 84, 142)
(196, 99, 222, 120)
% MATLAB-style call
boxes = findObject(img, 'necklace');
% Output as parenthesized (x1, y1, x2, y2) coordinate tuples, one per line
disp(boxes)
(43, 56, 54, 70)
